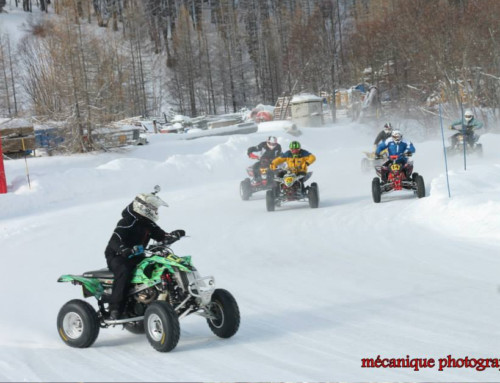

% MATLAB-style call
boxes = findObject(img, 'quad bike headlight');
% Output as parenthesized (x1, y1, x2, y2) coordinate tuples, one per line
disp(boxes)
(390, 164, 401, 171)
(284, 176, 295, 187)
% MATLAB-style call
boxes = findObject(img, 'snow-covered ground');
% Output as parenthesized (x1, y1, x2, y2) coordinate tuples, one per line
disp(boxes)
(0, 2, 47, 46)
(1, 119, 499, 382)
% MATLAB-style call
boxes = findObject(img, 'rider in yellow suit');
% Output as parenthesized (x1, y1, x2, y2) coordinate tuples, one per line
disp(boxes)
(270, 141, 316, 175)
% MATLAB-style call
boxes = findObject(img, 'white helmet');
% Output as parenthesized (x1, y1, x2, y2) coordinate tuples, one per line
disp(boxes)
(132, 187, 168, 222)
(464, 109, 474, 122)
(267, 136, 278, 149)
(391, 130, 402, 143)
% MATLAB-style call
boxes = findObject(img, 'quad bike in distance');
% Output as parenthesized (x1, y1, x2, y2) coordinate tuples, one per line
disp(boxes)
(446, 126, 483, 157)
(372, 154, 425, 203)
(56, 239, 240, 352)
(240, 156, 274, 200)
(266, 169, 319, 211)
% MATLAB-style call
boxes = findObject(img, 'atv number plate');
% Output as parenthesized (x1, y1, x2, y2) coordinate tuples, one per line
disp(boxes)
(284, 176, 294, 187)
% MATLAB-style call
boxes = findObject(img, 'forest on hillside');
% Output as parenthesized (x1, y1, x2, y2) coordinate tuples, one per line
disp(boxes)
(0, 0, 499, 151)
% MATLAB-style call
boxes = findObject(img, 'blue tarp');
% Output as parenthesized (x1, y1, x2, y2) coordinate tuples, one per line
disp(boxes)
(354, 84, 367, 93)
(35, 128, 64, 148)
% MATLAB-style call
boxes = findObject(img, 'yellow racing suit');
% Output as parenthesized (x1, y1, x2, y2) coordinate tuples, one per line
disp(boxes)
(270, 149, 316, 174)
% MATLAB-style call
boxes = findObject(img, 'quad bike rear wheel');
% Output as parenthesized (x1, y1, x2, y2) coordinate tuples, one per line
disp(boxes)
(207, 289, 240, 339)
(266, 189, 275, 211)
(57, 299, 100, 348)
(144, 301, 180, 352)
(240, 178, 252, 201)
(372, 177, 381, 203)
(308, 182, 319, 208)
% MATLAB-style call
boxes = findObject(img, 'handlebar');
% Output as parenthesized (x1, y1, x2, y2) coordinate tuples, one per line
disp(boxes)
(452, 126, 473, 132)
(385, 153, 412, 161)
(146, 236, 187, 252)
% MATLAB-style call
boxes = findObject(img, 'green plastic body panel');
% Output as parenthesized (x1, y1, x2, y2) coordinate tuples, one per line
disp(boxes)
(58, 253, 193, 299)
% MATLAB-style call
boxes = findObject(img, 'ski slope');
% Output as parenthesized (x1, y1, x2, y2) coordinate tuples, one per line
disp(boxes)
(1, 120, 499, 382)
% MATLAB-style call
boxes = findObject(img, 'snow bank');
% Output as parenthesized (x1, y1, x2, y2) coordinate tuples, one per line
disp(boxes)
(415, 164, 500, 240)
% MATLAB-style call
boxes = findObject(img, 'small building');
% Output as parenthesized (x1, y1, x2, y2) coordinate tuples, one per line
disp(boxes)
(290, 93, 324, 128)
(0, 118, 36, 157)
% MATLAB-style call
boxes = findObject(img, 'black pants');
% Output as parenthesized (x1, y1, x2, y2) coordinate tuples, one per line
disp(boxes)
(106, 252, 143, 312)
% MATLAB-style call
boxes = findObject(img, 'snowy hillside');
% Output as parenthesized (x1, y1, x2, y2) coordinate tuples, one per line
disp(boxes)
(1, 119, 500, 382)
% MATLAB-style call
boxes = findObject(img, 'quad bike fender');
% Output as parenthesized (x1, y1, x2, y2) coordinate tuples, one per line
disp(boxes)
(130, 255, 193, 285)
(58, 274, 104, 299)
(302, 172, 313, 183)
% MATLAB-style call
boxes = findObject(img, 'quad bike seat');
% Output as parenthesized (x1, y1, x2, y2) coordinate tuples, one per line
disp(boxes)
(83, 268, 114, 279)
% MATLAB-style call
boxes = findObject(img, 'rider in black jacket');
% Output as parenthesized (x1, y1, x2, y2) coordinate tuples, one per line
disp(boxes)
(373, 122, 393, 148)
(104, 190, 185, 320)
(247, 136, 282, 185)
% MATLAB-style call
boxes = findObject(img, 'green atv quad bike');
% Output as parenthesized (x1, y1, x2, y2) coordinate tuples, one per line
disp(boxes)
(57, 240, 240, 352)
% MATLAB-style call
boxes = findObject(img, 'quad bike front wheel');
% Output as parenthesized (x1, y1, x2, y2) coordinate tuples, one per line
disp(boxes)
(144, 301, 180, 352)
(207, 289, 240, 339)
(416, 175, 425, 198)
(372, 177, 381, 203)
(372, 177, 382, 203)
(266, 189, 275, 211)
(57, 299, 100, 348)
(240, 178, 252, 201)
(308, 182, 319, 208)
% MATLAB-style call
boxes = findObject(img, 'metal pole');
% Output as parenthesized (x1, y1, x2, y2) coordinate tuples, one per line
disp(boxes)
(439, 104, 451, 198)
(459, 101, 467, 170)
(0, 135, 7, 194)
(21, 138, 31, 189)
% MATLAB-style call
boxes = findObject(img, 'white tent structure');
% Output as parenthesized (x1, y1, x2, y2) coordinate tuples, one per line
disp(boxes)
(290, 93, 324, 127)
